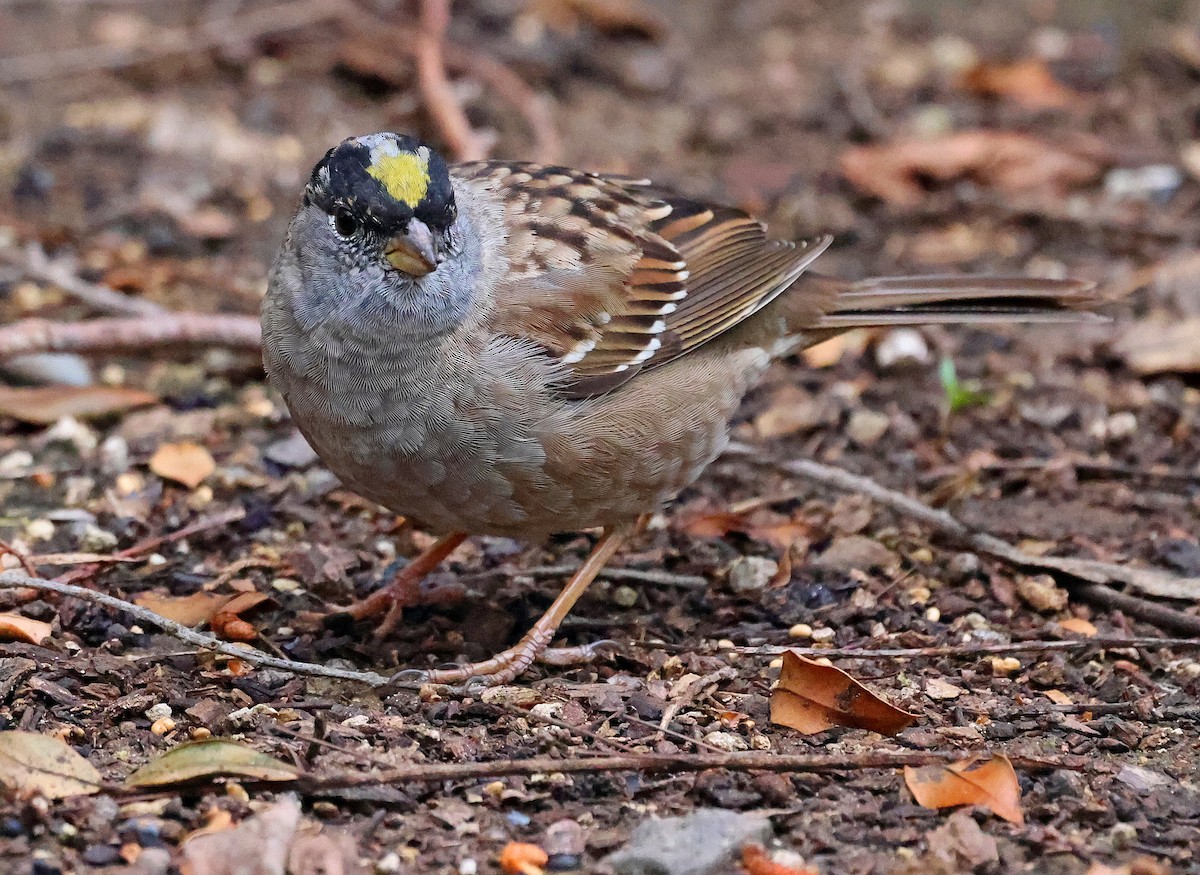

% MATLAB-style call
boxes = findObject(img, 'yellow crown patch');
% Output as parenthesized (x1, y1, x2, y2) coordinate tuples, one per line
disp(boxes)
(367, 150, 430, 208)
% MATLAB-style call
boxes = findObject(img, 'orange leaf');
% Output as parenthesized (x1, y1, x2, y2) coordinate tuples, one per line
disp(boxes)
(0, 612, 53, 644)
(499, 842, 548, 875)
(840, 130, 1102, 206)
(770, 650, 917, 735)
(211, 591, 271, 641)
(0, 385, 157, 425)
(961, 59, 1077, 109)
(1058, 617, 1097, 637)
(741, 844, 818, 875)
(904, 754, 1025, 825)
(149, 442, 215, 488)
(134, 591, 233, 627)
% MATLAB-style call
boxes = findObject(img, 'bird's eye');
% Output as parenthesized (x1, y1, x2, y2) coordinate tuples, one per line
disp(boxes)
(332, 209, 359, 238)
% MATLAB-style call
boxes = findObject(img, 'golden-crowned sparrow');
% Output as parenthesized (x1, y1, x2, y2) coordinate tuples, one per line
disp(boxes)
(261, 132, 1098, 686)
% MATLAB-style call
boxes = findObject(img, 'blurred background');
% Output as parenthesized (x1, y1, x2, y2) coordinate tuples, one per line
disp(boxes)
(2, 0, 1199, 318)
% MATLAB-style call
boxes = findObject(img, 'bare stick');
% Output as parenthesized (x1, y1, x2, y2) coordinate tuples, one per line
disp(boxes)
(735, 637, 1200, 659)
(0, 314, 262, 361)
(298, 748, 1086, 792)
(728, 446, 1200, 636)
(0, 570, 392, 687)
(3, 244, 167, 317)
(415, 0, 489, 162)
(0, 0, 337, 85)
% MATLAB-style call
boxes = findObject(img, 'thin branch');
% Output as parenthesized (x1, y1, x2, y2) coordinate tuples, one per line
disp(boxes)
(297, 748, 1086, 792)
(0, 570, 393, 687)
(0, 0, 337, 85)
(414, 0, 490, 162)
(727, 446, 1200, 636)
(3, 244, 167, 317)
(0, 314, 262, 362)
(735, 637, 1200, 659)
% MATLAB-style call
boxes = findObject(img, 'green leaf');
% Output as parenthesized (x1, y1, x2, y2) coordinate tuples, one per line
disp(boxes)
(125, 739, 299, 788)
(939, 357, 990, 413)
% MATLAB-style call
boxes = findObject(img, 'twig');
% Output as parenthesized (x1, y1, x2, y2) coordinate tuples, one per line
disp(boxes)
(0, 570, 392, 687)
(414, 0, 489, 162)
(0, 314, 262, 362)
(735, 637, 1200, 659)
(726, 446, 1200, 635)
(57, 506, 248, 585)
(0, 0, 337, 85)
(297, 748, 1086, 791)
(2, 244, 167, 317)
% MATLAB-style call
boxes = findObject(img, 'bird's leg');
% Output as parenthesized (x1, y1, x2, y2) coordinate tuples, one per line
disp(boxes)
(326, 531, 468, 638)
(395, 526, 629, 687)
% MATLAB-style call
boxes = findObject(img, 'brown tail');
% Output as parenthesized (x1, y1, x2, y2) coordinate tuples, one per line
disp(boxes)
(801, 273, 1104, 330)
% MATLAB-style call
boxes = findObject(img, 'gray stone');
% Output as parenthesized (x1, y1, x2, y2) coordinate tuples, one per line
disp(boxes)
(605, 809, 772, 875)
(726, 556, 778, 594)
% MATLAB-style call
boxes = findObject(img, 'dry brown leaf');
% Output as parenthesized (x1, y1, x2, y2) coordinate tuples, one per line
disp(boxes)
(770, 650, 918, 735)
(211, 591, 271, 641)
(0, 731, 101, 799)
(126, 739, 299, 788)
(0, 385, 157, 425)
(1113, 318, 1200, 375)
(1058, 617, 1098, 637)
(840, 130, 1102, 206)
(0, 612, 53, 645)
(961, 58, 1077, 109)
(679, 508, 810, 551)
(904, 754, 1024, 825)
(1044, 689, 1072, 705)
(181, 795, 300, 875)
(531, 0, 666, 41)
(149, 441, 216, 488)
(134, 591, 234, 627)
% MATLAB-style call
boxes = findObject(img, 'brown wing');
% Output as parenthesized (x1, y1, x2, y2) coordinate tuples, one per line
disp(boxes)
(455, 161, 831, 398)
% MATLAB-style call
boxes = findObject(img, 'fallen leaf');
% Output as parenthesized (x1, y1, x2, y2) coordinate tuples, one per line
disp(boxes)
(741, 844, 818, 875)
(904, 754, 1024, 824)
(924, 810, 999, 868)
(181, 795, 301, 875)
(0, 612, 53, 644)
(770, 650, 918, 735)
(840, 130, 1102, 206)
(961, 58, 1077, 109)
(1058, 617, 1098, 637)
(680, 508, 811, 552)
(924, 678, 964, 701)
(210, 591, 271, 641)
(1114, 318, 1200, 375)
(0, 731, 101, 799)
(0, 385, 157, 425)
(499, 842, 549, 875)
(531, 0, 666, 41)
(288, 826, 362, 875)
(149, 441, 216, 488)
(125, 739, 299, 788)
(1044, 689, 1073, 705)
(134, 590, 234, 627)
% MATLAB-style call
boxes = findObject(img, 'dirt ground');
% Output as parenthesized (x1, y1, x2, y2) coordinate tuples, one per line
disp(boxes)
(1, 0, 1200, 873)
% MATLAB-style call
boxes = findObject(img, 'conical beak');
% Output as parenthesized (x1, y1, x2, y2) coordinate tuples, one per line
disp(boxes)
(384, 219, 440, 276)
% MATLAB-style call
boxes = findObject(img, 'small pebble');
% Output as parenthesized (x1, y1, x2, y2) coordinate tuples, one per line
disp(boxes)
(768, 657, 783, 669)
(846, 409, 890, 447)
(81, 845, 120, 866)
(947, 552, 981, 581)
(788, 623, 813, 639)
(906, 585, 931, 605)
(991, 656, 1021, 676)
(875, 328, 930, 371)
(716, 638, 735, 650)
(25, 519, 55, 542)
(810, 627, 835, 643)
(145, 704, 172, 721)
(924, 607, 941, 623)
(726, 555, 778, 594)
(376, 854, 402, 875)
(271, 577, 302, 593)
(703, 730, 749, 752)
(611, 585, 638, 608)
(458, 859, 478, 875)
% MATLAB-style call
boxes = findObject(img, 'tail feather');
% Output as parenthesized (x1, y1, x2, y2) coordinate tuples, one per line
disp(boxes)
(809, 274, 1104, 329)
